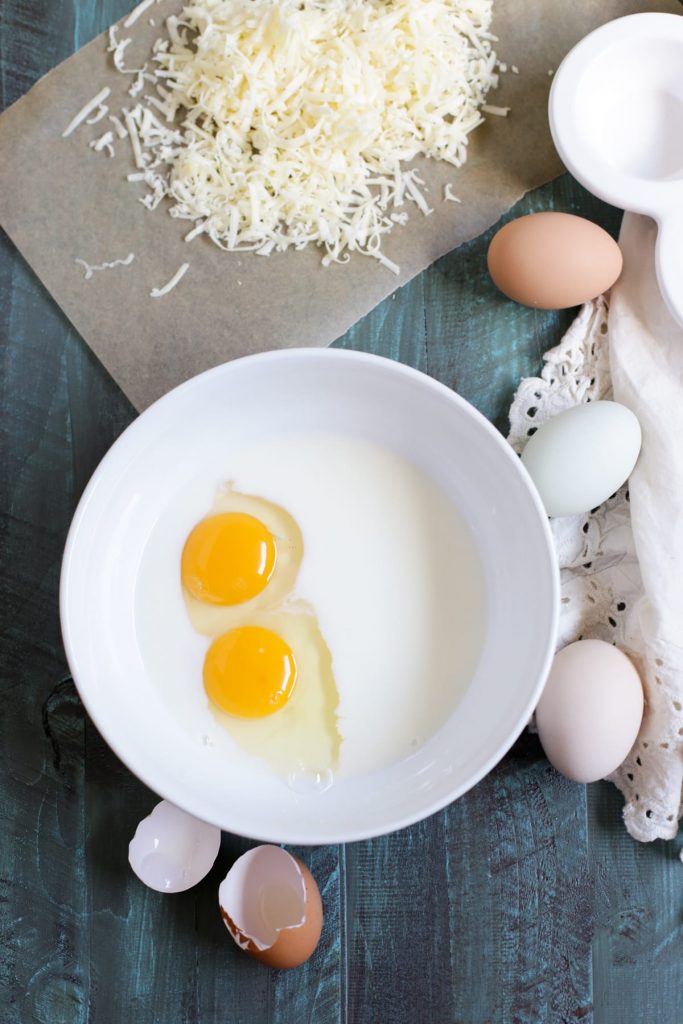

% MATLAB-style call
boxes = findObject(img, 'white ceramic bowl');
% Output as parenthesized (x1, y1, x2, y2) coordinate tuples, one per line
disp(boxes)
(60, 349, 558, 844)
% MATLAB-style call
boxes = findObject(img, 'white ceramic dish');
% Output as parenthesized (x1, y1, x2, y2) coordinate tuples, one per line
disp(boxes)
(60, 349, 558, 844)
(549, 12, 683, 328)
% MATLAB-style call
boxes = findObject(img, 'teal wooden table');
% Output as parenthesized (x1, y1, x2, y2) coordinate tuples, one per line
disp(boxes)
(2, 3, 682, 1022)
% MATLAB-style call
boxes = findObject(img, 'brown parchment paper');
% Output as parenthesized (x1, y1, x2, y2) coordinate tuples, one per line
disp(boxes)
(0, 0, 679, 411)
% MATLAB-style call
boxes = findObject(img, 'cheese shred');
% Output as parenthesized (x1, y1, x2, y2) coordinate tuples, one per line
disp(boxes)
(75, 253, 135, 280)
(62, 87, 112, 137)
(150, 262, 190, 297)
(124, 0, 159, 28)
(481, 103, 510, 116)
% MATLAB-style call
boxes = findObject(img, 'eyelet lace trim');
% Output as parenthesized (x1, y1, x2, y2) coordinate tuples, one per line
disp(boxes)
(508, 296, 682, 845)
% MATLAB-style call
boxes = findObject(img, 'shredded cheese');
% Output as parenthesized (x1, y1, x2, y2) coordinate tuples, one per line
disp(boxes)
(75, 253, 135, 279)
(444, 184, 462, 203)
(109, 114, 128, 139)
(90, 130, 116, 157)
(150, 262, 190, 297)
(108, 26, 147, 77)
(483, 102, 509, 116)
(123, 108, 146, 169)
(75, 0, 500, 271)
(62, 87, 111, 137)
(128, 69, 147, 98)
(85, 103, 109, 126)
(124, 0, 159, 28)
(108, 26, 133, 72)
(481, 103, 510, 116)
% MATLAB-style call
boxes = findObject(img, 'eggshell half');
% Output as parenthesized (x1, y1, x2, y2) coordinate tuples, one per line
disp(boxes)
(128, 800, 222, 893)
(536, 639, 644, 783)
(219, 846, 323, 969)
(487, 212, 623, 309)
(521, 400, 641, 518)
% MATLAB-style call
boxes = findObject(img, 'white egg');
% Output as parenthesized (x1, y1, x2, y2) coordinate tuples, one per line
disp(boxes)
(536, 639, 644, 783)
(129, 800, 221, 892)
(521, 400, 641, 517)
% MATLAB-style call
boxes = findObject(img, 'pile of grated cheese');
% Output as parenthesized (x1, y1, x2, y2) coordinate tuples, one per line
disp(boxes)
(102, 0, 500, 271)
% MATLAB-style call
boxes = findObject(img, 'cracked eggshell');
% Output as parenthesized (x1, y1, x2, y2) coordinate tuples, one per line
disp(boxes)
(218, 845, 323, 969)
(129, 800, 221, 893)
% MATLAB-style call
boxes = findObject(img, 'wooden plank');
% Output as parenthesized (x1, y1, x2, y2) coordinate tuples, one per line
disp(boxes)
(446, 737, 592, 1024)
(0, 231, 89, 1021)
(345, 814, 457, 1024)
(589, 783, 683, 1024)
(341, 739, 592, 1024)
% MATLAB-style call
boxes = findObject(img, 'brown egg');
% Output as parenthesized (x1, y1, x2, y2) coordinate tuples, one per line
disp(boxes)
(218, 846, 323, 970)
(487, 211, 623, 309)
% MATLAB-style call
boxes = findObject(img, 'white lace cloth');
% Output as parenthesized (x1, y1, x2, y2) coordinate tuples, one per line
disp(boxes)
(508, 213, 683, 847)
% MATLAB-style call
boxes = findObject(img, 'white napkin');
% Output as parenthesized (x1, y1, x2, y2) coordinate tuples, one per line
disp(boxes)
(508, 212, 683, 844)
(608, 212, 683, 844)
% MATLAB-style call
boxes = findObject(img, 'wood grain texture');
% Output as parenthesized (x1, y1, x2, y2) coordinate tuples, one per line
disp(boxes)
(2, 3, 681, 1023)
(589, 785, 683, 1024)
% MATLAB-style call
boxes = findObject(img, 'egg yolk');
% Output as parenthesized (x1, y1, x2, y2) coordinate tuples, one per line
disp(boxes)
(203, 626, 298, 718)
(181, 513, 276, 605)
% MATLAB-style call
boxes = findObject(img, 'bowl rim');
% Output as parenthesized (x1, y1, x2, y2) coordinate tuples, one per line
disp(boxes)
(60, 347, 559, 843)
